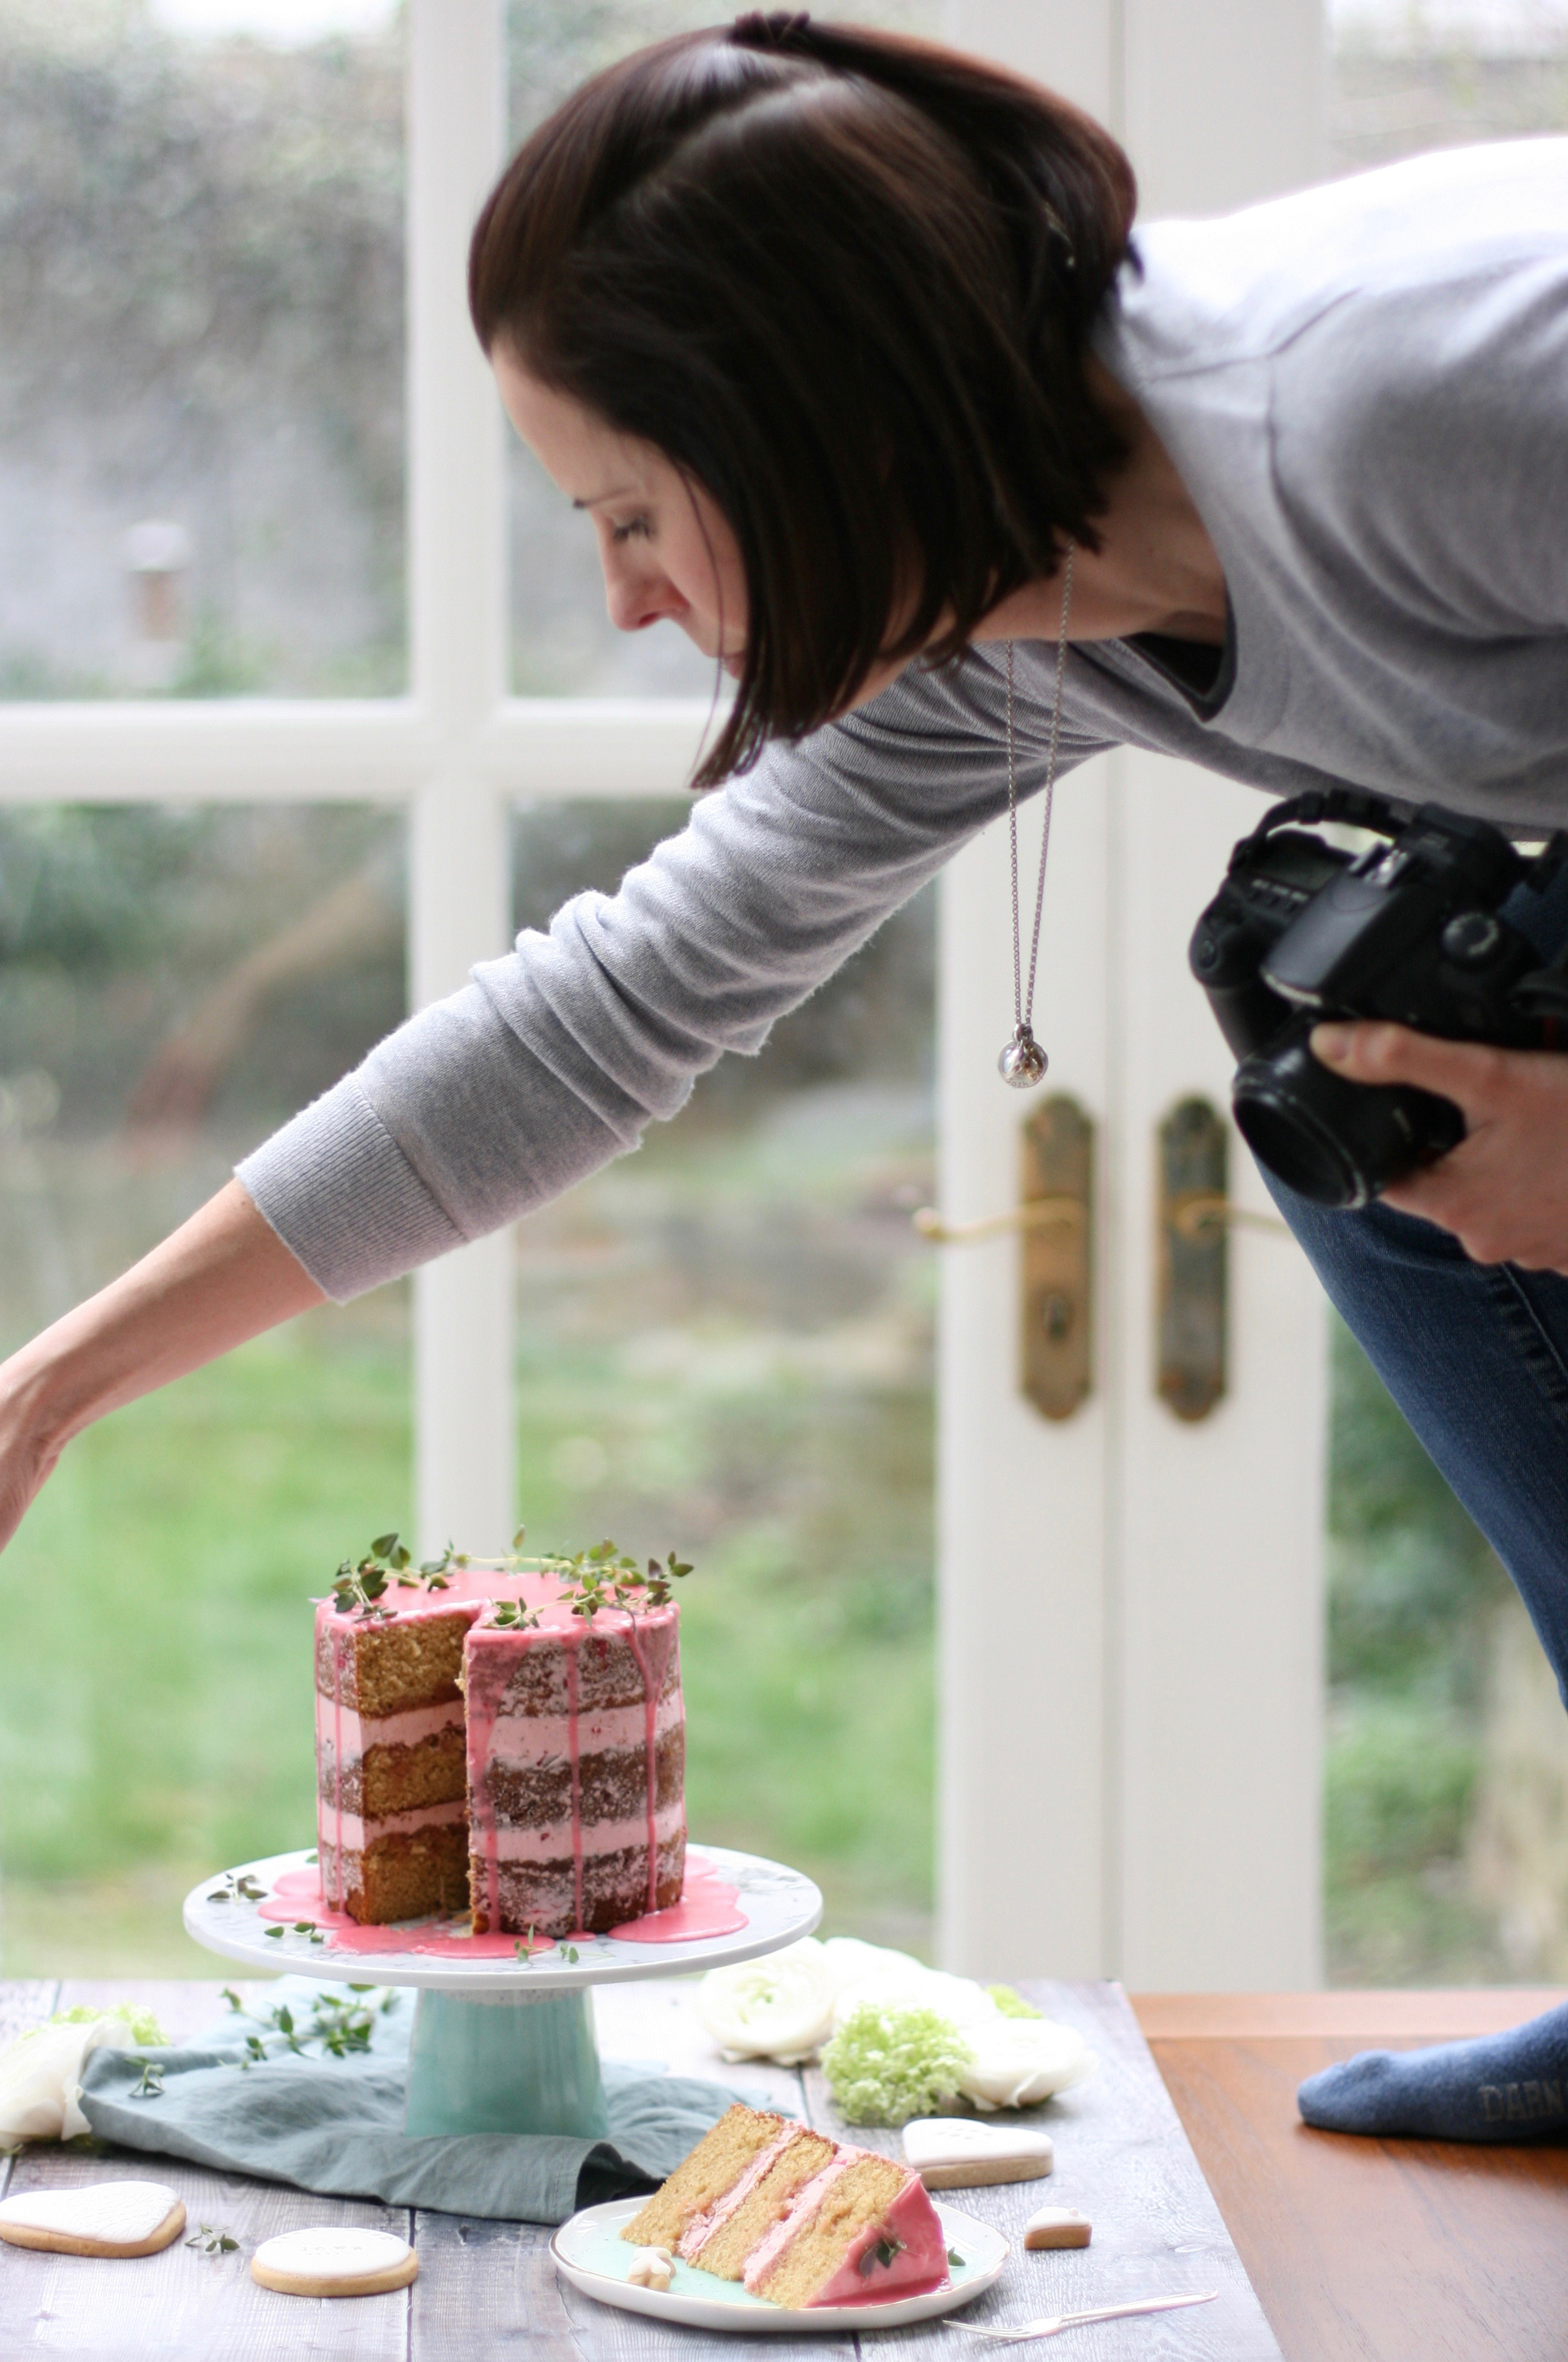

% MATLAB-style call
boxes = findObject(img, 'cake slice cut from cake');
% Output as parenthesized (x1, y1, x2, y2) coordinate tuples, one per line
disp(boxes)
(621, 2105, 950, 2308)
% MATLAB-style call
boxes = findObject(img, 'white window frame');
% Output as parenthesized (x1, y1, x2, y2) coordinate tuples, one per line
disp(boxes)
(0, 0, 705, 1555)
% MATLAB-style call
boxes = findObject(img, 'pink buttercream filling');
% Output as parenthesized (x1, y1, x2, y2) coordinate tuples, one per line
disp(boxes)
(742, 2151, 863, 2291)
(678, 2125, 799, 2265)
(469, 1800, 686, 1864)
(318, 1799, 468, 1852)
(314, 1693, 463, 1761)
(482, 1693, 684, 1762)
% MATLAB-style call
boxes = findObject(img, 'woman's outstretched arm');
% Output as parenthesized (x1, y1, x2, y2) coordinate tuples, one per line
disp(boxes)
(0, 1180, 324, 1553)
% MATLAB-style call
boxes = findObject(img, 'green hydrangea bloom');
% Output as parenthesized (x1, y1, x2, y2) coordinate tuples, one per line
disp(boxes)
(49, 2003, 168, 2047)
(821, 2002, 974, 2127)
(985, 1985, 1043, 2021)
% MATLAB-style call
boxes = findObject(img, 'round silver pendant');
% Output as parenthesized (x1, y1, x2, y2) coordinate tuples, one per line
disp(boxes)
(997, 1026, 1048, 1089)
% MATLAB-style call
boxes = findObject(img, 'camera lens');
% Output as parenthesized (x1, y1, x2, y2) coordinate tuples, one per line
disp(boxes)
(1231, 1024, 1465, 1207)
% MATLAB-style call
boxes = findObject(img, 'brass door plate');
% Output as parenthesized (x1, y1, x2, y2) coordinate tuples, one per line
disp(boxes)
(1020, 1095, 1092, 1421)
(1157, 1097, 1227, 1422)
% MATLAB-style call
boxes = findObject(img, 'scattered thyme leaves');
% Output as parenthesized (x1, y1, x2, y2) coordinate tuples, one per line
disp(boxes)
(130, 2061, 164, 2099)
(228, 1989, 387, 2069)
(341, 1525, 697, 1632)
(186, 2223, 239, 2256)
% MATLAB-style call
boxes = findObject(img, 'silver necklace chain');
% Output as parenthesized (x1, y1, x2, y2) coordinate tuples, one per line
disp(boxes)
(1000, 542, 1074, 1088)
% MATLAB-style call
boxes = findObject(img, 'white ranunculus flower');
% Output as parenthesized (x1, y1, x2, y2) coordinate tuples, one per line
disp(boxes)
(956, 2017, 1097, 2112)
(0, 2016, 139, 2142)
(696, 1937, 839, 2063)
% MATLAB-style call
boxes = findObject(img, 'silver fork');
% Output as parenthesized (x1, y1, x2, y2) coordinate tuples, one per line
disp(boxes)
(944, 2290, 1220, 2342)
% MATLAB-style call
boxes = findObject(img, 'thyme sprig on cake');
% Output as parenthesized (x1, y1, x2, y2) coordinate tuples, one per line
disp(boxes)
(327, 1526, 692, 1625)
(487, 1540, 692, 1629)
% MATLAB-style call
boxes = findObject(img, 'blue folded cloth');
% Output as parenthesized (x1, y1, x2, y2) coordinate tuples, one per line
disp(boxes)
(79, 1980, 766, 2224)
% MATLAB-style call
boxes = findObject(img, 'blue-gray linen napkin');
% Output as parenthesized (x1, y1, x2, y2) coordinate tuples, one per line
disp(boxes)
(78, 1980, 767, 2224)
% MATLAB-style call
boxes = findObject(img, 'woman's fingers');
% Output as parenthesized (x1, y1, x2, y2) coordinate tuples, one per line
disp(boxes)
(1309, 1020, 1568, 1270)
(1309, 1019, 1514, 1119)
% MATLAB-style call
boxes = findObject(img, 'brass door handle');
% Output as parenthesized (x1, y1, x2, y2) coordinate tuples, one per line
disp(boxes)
(911, 1197, 1085, 1247)
(1168, 1192, 1290, 1241)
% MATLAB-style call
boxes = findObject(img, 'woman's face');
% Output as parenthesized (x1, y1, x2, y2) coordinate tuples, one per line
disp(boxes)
(494, 348, 749, 675)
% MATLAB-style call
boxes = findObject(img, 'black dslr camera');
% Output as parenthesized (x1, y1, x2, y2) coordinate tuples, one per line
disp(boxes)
(1189, 787, 1568, 1209)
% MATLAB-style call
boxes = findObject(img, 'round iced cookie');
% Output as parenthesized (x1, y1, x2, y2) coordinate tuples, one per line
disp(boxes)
(250, 2225, 418, 2297)
(0, 2180, 186, 2258)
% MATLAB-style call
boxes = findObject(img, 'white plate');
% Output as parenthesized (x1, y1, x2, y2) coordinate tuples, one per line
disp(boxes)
(552, 2196, 1007, 2333)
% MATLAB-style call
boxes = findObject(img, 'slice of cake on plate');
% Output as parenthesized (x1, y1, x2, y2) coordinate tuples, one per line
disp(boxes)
(622, 2104, 950, 2306)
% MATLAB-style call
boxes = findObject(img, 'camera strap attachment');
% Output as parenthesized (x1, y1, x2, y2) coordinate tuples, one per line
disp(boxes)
(1227, 785, 1411, 871)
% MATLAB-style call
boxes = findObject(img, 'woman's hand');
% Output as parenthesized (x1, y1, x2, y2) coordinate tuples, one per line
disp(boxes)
(0, 1181, 325, 1556)
(1310, 1021, 1568, 1272)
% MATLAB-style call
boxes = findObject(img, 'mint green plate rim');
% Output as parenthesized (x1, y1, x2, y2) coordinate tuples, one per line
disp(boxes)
(552, 2195, 1008, 2334)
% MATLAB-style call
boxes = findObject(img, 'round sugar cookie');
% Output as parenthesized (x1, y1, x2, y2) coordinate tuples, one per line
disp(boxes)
(0, 2180, 186, 2258)
(250, 2226, 418, 2297)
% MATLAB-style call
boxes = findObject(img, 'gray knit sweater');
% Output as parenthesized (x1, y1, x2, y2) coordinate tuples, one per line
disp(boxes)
(241, 137, 1568, 1300)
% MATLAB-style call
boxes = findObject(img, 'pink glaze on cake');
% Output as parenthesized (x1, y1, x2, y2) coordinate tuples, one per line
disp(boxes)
(803, 2172, 953, 2306)
(738, 2144, 949, 2306)
(462, 1586, 684, 1938)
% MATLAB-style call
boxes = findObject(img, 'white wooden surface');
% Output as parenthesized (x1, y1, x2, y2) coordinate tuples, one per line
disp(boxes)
(935, 0, 1329, 1987)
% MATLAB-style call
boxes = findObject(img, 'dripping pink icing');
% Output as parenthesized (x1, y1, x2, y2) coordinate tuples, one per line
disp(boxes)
(566, 1626, 585, 1932)
(622, 1613, 677, 1911)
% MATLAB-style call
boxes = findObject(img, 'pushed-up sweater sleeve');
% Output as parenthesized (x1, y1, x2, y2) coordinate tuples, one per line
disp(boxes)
(237, 654, 1109, 1300)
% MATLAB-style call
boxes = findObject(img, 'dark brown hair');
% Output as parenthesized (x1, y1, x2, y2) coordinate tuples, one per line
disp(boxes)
(471, 13, 1136, 785)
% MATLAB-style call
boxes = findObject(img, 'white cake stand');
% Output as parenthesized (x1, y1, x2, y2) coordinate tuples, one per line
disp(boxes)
(184, 1843, 821, 2141)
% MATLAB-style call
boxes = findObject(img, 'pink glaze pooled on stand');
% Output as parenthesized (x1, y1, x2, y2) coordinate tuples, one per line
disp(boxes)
(254, 1849, 741, 1955)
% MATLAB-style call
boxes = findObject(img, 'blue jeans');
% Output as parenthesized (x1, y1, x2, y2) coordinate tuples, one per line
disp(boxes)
(1267, 1179, 1568, 1708)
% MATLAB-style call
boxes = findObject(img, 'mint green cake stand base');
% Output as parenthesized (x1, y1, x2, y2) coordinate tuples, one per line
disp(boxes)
(404, 1983, 608, 2139)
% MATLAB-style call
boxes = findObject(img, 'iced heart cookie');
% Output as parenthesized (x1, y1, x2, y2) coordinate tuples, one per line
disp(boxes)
(0, 2180, 185, 2258)
(1024, 2204, 1092, 2250)
(901, 2117, 1054, 2188)
(250, 2226, 418, 2297)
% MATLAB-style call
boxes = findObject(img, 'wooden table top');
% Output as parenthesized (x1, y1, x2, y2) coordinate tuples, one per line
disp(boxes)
(1133, 1987, 1568, 2362)
(7, 1975, 1563, 2359)
(0, 1973, 1275, 2362)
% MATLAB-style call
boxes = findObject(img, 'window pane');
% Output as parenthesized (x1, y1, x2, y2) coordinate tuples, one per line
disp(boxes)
(1324, 1, 1568, 1984)
(511, 801, 937, 1948)
(0, 802, 409, 1974)
(505, 1, 937, 696)
(1331, 0, 1568, 169)
(0, 4, 405, 700)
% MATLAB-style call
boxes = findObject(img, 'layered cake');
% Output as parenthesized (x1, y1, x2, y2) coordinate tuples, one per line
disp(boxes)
(315, 1545, 686, 1934)
(623, 2105, 950, 2306)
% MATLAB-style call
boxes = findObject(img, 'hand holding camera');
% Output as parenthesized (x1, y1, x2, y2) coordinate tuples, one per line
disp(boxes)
(1192, 788, 1568, 1270)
